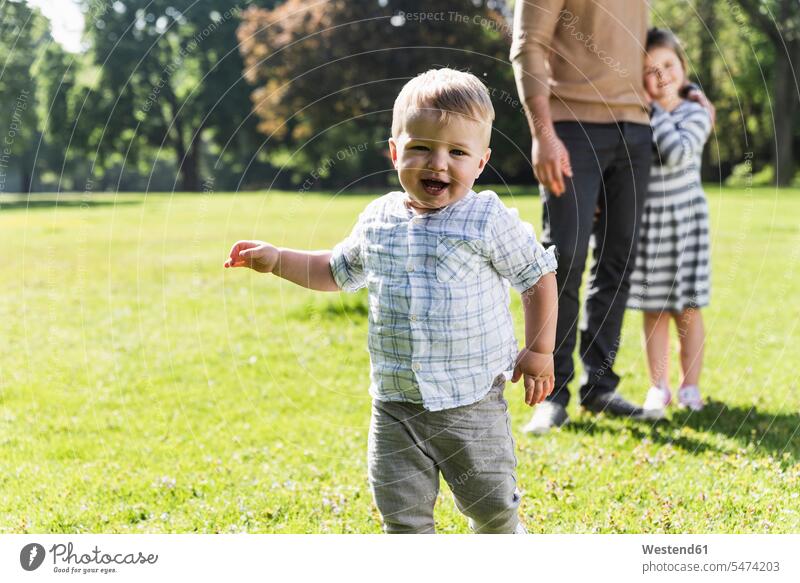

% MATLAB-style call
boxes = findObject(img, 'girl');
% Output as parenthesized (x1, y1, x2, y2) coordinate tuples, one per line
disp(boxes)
(628, 28, 712, 416)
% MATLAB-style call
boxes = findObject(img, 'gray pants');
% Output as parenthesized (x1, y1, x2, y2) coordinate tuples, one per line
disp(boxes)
(367, 379, 521, 534)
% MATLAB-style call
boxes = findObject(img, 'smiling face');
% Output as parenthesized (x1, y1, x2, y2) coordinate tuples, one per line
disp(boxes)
(389, 110, 491, 213)
(644, 46, 686, 106)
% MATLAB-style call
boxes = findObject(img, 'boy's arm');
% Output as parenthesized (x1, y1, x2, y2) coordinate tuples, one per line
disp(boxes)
(224, 240, 339, 292)
(513, 273, 558, 406)
(521, 272, 557, 354)
(485, 201, 558, 406)
(273, 248, 339, 291)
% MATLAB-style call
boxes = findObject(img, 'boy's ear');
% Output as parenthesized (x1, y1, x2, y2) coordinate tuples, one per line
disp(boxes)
(388, 137, 399, 168)
(475, 148, 492, 178)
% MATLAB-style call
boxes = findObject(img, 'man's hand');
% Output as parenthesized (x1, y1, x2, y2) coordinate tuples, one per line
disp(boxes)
(685, 88, 716, 127)
(511, 348, 555, 406)
(224, 240, 279, 273)
(532, 132, 573, 196)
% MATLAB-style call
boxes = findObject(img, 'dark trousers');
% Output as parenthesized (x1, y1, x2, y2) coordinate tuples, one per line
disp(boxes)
(541, 121, 652, 407)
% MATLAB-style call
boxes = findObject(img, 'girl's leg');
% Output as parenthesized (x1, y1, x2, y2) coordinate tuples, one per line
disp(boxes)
(643, 311, 671, 388)
(673, 307, 705, 387)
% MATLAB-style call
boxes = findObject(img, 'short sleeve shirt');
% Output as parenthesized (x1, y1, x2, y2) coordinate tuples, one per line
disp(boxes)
(330, 190, 557, 411)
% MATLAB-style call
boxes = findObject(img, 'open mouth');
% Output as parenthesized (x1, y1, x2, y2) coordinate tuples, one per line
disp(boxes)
(421, 179, 449, 195)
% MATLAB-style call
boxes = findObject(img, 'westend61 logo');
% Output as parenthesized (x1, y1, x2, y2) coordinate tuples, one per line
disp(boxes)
(20, 542, 158, 575)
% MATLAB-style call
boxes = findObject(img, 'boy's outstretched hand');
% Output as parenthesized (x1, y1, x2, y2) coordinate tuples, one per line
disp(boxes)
(512, 348, 555, 407)
(224, 240, 279, 273)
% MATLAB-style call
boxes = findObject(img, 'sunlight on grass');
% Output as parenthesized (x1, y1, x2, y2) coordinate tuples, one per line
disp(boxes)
(0, 187, 798, 533)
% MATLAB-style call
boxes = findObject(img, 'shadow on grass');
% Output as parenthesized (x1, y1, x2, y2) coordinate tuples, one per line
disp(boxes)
(0, 198, 142, 211)
(560, 399, 800, 462)
(288, 291, 369, 321)
(562, 416, 721, 456)
(677, 399, 800, 462)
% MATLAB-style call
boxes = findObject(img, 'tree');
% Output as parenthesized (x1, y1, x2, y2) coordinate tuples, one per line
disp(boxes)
(0, 0, 50, 193)
(732, 0, 800, 185)
(75, 0, 267, 191)
(652, 0, 780, 183)
(237, 0, 532, 189)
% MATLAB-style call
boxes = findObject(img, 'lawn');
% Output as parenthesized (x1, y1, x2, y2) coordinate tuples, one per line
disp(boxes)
(1, 186, 798, 533)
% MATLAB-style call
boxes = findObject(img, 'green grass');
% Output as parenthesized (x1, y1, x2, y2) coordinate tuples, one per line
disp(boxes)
(0, 186, 799, 533)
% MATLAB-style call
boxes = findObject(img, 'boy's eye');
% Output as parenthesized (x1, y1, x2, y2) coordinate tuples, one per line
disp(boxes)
(450, 149, 466, 156)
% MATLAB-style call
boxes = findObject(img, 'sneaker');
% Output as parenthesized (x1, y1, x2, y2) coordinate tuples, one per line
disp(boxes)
(642, 385, 672, 419)
(522, 401, 569, 434)
(581, 391, 660, 420)
(678, 385, 704, 411)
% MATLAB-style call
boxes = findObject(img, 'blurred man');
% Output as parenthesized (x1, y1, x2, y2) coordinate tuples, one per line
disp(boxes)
(511, 0, 655, 433)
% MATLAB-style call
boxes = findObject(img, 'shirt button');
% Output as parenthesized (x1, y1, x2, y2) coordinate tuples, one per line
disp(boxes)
(409, 314, 417, 322)
(412, 363, 421, 372)
(406, 264, 415, 272)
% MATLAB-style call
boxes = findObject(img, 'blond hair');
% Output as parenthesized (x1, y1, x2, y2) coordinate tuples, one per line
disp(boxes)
(391, 68, 495, 139)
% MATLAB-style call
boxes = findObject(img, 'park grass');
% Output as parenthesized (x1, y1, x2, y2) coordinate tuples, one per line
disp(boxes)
(0, 185, 799, 534)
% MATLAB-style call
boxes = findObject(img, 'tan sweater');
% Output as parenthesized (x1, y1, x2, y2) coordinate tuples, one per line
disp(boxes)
(510, 0, 650, 124)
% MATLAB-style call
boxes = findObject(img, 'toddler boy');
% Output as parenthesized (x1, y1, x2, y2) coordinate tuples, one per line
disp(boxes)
(224, 68, 558, 533)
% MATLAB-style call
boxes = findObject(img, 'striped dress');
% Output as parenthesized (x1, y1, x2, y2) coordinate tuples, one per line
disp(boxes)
(628, 100, 712, 312)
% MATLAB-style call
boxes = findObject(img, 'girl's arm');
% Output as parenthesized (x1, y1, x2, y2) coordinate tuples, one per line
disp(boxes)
(651, 103, 712, 168)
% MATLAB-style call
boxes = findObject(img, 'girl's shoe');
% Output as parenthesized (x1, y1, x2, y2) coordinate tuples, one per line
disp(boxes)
(642, 385, 671, 418)
(677, 385, 704, 411)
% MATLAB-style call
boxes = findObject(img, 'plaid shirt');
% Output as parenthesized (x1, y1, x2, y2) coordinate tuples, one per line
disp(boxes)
(330, 190, 557, 411)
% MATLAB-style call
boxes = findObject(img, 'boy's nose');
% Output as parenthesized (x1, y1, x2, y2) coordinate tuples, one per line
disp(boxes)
(427, 151, 447, 171)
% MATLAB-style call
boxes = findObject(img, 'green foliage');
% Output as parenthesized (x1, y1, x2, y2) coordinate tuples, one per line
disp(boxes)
(71, 0, 267, 190)
(0, 188, 798, 533)
(238, 0, 531, 188)
(725, 161, 776, 187)
(7, 0, 800, 191)
(652, 0, 777, 180)
(0, 0, 50, 192)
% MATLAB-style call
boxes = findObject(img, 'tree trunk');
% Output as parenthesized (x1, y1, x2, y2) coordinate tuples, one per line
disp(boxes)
(697, 0, 718, 182)
(21, 168, 31, 194)
(181, 138, 201, 192)
(734, 0, 799, 185)
(170, 119, 201, 192)
(772, 40, 798, 186)
(162, 83, 201, 192)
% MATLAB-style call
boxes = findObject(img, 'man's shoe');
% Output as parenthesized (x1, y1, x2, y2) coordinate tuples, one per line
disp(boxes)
(522, 401, 569, 434)
(581, 391, 659, 420)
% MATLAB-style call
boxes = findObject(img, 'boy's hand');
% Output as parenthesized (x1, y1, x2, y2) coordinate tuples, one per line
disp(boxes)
(511, 348, 555, 407)
(224, 240, 279, 273)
